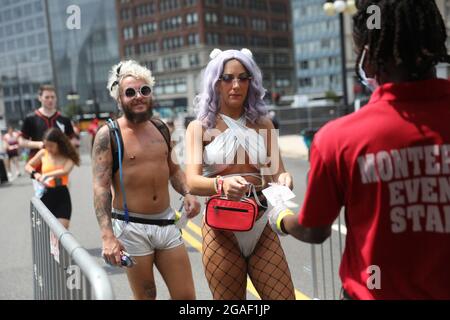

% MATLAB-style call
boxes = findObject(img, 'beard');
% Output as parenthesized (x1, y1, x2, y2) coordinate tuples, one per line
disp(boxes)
(121, 100, 153, 124)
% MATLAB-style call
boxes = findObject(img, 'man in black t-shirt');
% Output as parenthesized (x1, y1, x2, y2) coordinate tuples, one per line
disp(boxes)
(19, 85, 74, 158)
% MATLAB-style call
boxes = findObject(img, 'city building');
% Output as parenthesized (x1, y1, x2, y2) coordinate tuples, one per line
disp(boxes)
(292, 0, 357, 107)
(47, 0, 120, 117)
(292, 0, 450, 108)
(0, 0, 120, 127)
(0, 0, 53, 127)
(0, 83, 5, 131)
(292, 0, 342, 98)
(116, 0, 295, 116)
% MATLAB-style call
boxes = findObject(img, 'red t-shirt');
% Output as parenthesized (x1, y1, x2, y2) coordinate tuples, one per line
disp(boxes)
(298, 78, 450, 299)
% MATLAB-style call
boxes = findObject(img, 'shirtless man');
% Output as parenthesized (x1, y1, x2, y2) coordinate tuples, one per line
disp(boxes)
(92, 60, 200, 300)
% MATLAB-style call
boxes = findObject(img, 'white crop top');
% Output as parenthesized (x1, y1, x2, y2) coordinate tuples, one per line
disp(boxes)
(202, 114, 268, 177)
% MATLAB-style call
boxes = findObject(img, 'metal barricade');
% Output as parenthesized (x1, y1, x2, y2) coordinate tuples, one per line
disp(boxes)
(30, 197, 115, 300)
(309, 214, 346, 300)
(301, 128, 347, 300)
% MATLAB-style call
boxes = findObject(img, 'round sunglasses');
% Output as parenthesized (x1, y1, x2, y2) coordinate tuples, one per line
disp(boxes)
(219, 73, 252, 84)
(123, 85, 152, 98)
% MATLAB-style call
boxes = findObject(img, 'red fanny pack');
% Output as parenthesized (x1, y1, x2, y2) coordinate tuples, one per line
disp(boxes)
(205, 178, 258, 232)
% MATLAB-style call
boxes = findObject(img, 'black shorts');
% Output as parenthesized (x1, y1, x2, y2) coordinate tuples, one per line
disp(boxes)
(7, 149, 19, 159)
(41, 186, 72, 220)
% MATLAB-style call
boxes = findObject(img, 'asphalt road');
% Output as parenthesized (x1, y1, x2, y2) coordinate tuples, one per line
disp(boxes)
(0, 150, 345, 300)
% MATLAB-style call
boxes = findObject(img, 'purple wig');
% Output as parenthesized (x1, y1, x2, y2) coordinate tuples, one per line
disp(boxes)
(194, 49, 268, 128)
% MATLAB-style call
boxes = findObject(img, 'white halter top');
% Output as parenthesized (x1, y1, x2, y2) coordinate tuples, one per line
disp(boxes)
(202, 114, 268, 177)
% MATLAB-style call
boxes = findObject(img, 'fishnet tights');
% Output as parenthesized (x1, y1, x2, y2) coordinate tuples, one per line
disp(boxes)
(202, 221, 295, 300)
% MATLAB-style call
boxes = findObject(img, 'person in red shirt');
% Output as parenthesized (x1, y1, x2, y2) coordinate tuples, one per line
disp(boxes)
(88, 117, 100, 149)
(271, 0, 450, 299)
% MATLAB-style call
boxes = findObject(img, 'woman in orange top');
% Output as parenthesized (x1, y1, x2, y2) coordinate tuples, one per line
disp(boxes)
(26, 128, 80, 229)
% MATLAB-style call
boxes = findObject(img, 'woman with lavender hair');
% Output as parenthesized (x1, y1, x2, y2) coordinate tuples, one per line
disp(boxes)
(185, 48, 295, 300)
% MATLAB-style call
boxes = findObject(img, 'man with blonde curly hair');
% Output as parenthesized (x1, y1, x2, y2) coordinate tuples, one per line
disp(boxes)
(92, 60, 200, 300)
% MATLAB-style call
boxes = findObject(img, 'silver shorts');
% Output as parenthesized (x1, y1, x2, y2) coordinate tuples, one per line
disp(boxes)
(112, 207, 184, 256)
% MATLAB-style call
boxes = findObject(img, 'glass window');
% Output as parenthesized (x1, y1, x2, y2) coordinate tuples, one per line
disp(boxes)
(24, 3, 33, 15)
(34, 1, 43, 12)
(248, 0, 267, 11)
(15, 22, 24, 33)
(206, 32, 219, 45)
(189, 53, 199, 66)
(25, 19, 34, 29)
(13, 6, 22, 19)
(38, 33, 46, 43)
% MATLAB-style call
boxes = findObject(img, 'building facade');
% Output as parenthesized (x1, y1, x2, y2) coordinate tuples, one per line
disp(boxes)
(293, 0, 450, 106)
(47, 0, 120, 117)
(116, 0, 295, 116)
(0, 0, 53, 127)
(0, 83, 5, 131)
(0, 0, 120, 127)
(292, 0, 343, 98)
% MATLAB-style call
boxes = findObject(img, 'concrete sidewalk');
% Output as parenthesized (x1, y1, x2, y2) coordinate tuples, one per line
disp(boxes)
(279, 135, 309, 159)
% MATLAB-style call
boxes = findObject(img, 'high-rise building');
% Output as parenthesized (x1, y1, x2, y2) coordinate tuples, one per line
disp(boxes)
(0, 84, 5, 131)
(0, 0, 120, 127)
(292, 0, 358, 106)
(0, 0, 53, 126)
(293, 0, 450, 106)
(47, 0, 120, 116)
(292, 0, 343, 99)
(116, 0, 295, 115)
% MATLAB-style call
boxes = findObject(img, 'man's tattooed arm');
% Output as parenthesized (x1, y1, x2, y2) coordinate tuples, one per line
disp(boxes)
(92, 126, 114, 237)
(168, 152, 190, 196)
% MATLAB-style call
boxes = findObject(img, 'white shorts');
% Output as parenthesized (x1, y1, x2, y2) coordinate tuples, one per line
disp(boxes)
(112, 207, 184, 256)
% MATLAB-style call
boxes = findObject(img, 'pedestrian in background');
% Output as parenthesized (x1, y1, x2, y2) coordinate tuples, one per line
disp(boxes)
(2, 126, 22, 179)
(26, 128, 80, 229)
(19, 85, 75, 159)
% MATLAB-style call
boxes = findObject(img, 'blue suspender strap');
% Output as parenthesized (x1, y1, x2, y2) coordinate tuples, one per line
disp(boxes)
(108, 119, 129, 224)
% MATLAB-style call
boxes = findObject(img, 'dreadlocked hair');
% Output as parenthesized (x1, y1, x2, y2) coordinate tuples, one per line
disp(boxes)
(353, 0, 450, 81)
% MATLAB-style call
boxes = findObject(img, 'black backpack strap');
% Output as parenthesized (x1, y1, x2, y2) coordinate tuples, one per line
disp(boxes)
(150, 118, 172, 152)
(106, 119, 124, 177)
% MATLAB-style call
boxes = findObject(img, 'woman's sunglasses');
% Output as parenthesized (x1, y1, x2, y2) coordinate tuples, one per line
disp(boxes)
(219, 73, 252, 84)
(123, 85, 152, 98)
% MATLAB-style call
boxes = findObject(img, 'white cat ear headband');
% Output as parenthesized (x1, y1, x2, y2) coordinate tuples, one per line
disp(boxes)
(209, 48, 253, 60)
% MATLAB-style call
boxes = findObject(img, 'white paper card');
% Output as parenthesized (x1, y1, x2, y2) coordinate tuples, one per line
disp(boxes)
(175, 211, 188, 229)
(262, 184, 296, 206)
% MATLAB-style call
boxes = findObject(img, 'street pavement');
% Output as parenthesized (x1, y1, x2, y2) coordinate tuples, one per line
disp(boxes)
(0, 136, 344, 300)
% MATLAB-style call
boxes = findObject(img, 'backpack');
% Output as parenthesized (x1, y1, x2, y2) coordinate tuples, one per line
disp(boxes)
(106, 118, 172, 177)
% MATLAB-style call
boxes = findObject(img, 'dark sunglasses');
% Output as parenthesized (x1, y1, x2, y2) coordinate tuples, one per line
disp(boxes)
(219, 73, 252, 84)
(123, 85, 152, 98)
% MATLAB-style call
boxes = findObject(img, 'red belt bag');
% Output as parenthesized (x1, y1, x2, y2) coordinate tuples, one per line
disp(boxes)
(205, 177, 258, 232)
(205, 196, 258, 232)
